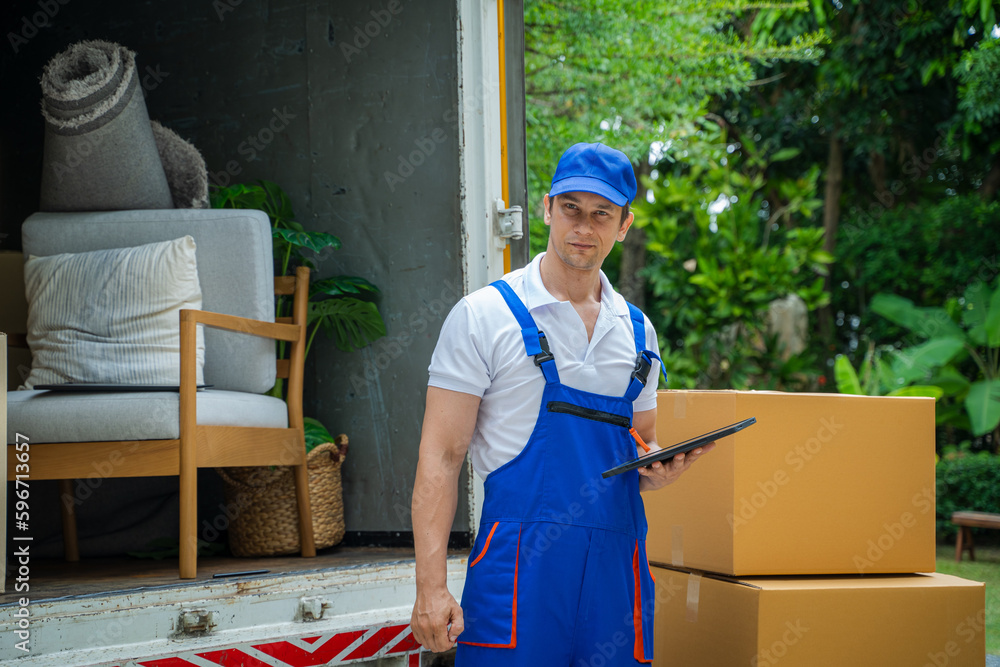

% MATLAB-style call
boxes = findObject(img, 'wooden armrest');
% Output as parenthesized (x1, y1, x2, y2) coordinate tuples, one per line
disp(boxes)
(180, 309, 301, 343)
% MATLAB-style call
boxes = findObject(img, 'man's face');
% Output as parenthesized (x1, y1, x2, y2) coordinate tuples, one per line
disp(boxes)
(544, 192, 634, 272)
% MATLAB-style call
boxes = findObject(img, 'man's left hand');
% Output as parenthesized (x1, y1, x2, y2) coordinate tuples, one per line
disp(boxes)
(636, 441, 715, 492)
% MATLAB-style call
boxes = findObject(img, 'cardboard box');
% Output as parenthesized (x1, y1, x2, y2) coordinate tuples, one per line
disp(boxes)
(652, 567, 985, 667)
(645, 390, 936, 575)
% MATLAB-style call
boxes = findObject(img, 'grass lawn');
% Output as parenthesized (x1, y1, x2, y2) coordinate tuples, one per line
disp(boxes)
(936, 544, 1000, 655)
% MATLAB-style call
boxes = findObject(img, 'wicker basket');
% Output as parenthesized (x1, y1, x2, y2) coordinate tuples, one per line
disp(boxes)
(217, 434, 348, 557)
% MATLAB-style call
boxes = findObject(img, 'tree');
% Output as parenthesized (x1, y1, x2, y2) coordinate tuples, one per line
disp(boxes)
(523, 0, 826, 305)
(735, 1, 1000, 354)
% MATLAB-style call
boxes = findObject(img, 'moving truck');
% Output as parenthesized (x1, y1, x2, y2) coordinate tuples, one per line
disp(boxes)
(0, 1, 529, 664)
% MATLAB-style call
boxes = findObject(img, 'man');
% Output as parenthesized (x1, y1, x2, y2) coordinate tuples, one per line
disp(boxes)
(410, 143, 713, 665)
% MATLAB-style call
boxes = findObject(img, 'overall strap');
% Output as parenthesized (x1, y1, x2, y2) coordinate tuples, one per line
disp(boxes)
(624, 302, 668, 401)
(491, 280, 560, 384)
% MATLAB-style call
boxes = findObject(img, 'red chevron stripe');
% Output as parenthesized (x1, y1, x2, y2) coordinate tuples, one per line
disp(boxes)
(342, 624, 408, 660)
(387, 631, 421, 654)
(120, 625, 422, 667)
(253, 630, 365, 666)
(197, 648, 274, 666)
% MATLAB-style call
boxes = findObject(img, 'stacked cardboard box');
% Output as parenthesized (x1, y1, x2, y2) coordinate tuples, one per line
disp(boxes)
(644, 390, 986, 667)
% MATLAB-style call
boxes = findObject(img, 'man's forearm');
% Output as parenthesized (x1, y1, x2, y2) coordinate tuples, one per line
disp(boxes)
(412, 454, 462, 589)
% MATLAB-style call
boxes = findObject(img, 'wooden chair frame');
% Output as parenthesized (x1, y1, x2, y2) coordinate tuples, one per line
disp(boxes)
(6, 266, 316, 579)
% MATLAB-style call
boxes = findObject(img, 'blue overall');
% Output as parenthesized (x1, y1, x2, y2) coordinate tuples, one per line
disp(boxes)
(455, 280, 663, 666)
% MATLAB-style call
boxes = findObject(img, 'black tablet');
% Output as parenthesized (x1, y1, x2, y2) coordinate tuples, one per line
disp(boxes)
(601, 416, 757, 478)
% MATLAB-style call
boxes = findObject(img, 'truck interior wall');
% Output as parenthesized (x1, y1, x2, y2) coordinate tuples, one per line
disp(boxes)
(0, 0, 472, 546)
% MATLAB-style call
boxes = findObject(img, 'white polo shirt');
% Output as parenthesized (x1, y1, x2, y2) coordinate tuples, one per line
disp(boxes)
(428, 252, 661, 479)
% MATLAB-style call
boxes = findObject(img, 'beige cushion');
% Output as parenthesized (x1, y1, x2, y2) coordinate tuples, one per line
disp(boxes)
(21, 236, 205, 389)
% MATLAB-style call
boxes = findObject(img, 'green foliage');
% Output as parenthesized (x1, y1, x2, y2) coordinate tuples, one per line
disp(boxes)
(639, 122, 830, 389)
(956, 36, 1000, 127)
(211, 180, 386, 358)
(833, 194, 1000, 348)
(867, 279, 1000, 443)
(308, 299, 386, 354)
(524, 0, 825, 246)
(936, 451, 1000, 540)
(747, 0, 1000, 185)
(212, 180, 335, 277)
(832, 345, 944, 398)
(303, 417, 335, 452)
(211, 181, 386, 451)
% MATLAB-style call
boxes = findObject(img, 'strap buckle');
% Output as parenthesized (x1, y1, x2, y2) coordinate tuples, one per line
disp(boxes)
(534, 332, 554, 366)
(630, 352, 652, 387)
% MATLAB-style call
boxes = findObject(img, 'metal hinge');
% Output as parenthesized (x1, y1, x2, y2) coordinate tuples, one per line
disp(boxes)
(494, 198, 523, 244)
(299, 595, 330, 622)
(176, 608, 218, 637)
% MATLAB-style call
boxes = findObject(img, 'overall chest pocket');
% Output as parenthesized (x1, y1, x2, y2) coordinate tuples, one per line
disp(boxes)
(458, 521, 522, 648)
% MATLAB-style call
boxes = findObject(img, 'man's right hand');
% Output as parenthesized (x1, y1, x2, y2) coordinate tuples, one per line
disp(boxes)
(411, 585, 464, 653)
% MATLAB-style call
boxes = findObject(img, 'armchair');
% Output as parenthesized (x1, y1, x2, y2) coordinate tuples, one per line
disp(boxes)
(4, 209, 315, 578)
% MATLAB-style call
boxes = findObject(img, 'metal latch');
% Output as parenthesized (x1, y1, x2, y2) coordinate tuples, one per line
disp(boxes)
(177, 608, 218, 636)
(299, 595, 330, 621)
(495, 198, 523, 242)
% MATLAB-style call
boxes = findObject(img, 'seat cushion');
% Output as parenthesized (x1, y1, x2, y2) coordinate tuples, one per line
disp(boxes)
(6, 389, 288, 444)
(21, 235, 205, 390)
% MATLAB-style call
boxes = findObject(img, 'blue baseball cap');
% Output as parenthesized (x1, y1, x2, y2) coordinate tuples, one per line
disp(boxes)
(548, 142, 637, 207)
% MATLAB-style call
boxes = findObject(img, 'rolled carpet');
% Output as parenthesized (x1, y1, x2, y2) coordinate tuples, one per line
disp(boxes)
(151, 120, 209, 209)
(39, 40, 173, 211)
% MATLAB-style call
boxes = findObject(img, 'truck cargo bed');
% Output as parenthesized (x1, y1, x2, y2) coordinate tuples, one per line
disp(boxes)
(2, 547, 468, 666)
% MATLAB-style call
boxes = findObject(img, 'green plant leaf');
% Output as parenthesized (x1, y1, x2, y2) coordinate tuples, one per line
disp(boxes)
(963, 280, 991, 345)
(770, 147, 801, 162)
(834, 355, 863, 395)
(310, 276, 381, 298)
(965, 379, 1000, 436)
(927, 366, 973, 397)
(886, 385, 944, 399)
(870, 293, 965, 340)
(303, 416, 335, 453)
(273, 228, 343, 253)
(890, 337, 966, 384)
(259, 180, 295, 223)
(309, 298, 387, 352)
(987, 281, 1000, 348)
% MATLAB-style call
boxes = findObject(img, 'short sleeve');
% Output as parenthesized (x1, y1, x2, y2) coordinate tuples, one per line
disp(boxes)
(428, 298, 492, 397)
(633, 315, 662, 414)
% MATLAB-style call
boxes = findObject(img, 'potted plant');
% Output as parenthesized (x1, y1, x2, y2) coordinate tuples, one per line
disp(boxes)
(209, 180, 386, 556)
